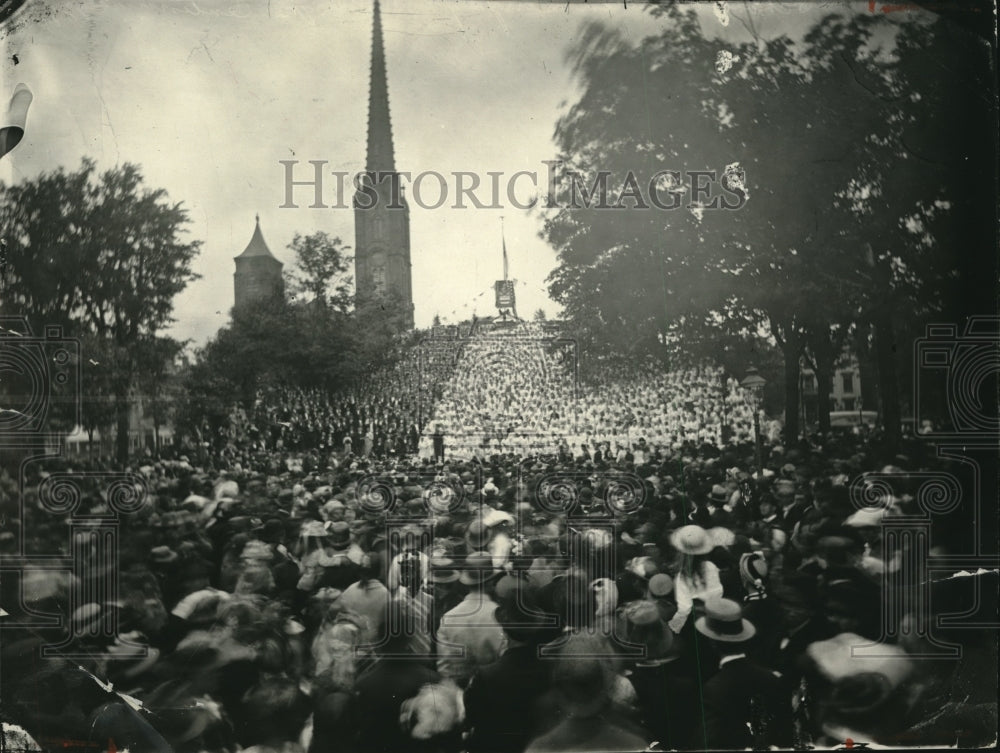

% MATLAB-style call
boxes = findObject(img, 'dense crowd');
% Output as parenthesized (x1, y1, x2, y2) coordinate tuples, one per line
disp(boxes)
(201, 327, 763, 465)
(212, 341, 463, 460)
(1, 427, 994, 752)
(423, 329, 760, 458)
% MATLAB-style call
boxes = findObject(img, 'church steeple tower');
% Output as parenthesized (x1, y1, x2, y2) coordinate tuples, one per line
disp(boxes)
(354, 0, 414, 329)
(366, 0, 395, 174)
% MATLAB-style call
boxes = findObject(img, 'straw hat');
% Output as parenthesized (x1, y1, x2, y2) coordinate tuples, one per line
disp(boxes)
(694, 598, 756, 642)
(670, 524, 714, 555)
(709, 484, 730, 504)
(465, 520, 491, 549)
(150, 546, 178, 565)
(806, 633, 913, 688)
(458, 551, 497, 587)
(106, 632, 160, 678)
(648, 573, 674, 598)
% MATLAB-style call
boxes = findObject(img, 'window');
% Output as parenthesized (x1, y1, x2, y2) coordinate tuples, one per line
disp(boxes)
(372, 265, 386, 293)
(842, 372, 854, 394)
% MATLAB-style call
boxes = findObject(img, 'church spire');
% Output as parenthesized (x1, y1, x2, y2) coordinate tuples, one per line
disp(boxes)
(366, 0, 396, 174)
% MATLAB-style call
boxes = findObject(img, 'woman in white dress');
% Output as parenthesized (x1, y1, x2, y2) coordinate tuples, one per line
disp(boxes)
(667, 524, 725, 634)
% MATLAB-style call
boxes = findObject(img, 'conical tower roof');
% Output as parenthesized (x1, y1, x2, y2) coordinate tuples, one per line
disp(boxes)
(236, 214, 280, 263)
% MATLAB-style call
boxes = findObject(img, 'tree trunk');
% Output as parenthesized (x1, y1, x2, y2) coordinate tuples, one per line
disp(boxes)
(815, 360, 834, 436)
(115, 395, 130, 465)
(781, 337, 801, 444)
(873, 308, 902, 453)
(853, 322, 879, 411)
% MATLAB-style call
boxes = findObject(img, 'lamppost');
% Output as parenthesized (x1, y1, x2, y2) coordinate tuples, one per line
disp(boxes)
(740, 366, 767, 481)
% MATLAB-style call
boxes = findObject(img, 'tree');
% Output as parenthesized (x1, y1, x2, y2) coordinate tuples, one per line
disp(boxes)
(77, 334, 119, 457)
(543, 7, 732, 360)
(133, 335, 185, 453)
(1, 159, 201, 461)
(289, 231, 353, 311)
(543, 6, 986, 446)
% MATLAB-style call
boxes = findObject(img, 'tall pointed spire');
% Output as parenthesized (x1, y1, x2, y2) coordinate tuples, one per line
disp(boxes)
(355, 0, 413, 330)
(366, 0, 396, 174)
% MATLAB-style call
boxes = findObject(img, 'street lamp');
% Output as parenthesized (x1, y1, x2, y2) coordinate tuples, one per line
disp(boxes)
(740, 366, 767, 480)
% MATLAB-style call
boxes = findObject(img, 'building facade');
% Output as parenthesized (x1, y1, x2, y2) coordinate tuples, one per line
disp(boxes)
(799, 357, 864, 423)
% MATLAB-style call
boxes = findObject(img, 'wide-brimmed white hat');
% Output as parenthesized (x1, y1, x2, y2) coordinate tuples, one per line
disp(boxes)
(694, 598, 756, 643)
(670, 524, 714, 555)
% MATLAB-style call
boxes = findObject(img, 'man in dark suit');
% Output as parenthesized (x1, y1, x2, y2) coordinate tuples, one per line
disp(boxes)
(432, 425, 446, 462)
(693, 598, 793, 750)
(463, 590, 562, 753)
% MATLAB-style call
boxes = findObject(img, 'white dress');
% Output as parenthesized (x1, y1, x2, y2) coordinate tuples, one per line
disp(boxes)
(667, 561, 724, 633)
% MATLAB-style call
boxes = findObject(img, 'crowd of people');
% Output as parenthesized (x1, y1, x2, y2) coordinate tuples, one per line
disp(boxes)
(199, 326, 763, 465)
(213, 340, 463, 460)
(1, 423, 995, 751)
(422, 328, 760, 459)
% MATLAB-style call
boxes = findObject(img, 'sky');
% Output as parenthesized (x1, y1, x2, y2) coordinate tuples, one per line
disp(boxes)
(1, 0, 887, 347)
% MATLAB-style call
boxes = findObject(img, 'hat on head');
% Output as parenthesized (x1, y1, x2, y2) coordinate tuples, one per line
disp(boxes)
(241, 540, 274, 562)
(495, 592, 560, 644)
(493, 574, 522, 601)
(300, 520, 329, 539)
(806, 633, 913, 687)
(622, 600, 677, 665)
(458, 551, 497, 587)
(106, 632, 160, 679)
(670, 524, 714, 555)
(465, 520, 491, 549)
(648, 573, 674, 598)
(150, 546, 178, 565)
(626, 556, 659, 578)
(328, 521, 351, 549)
(739, 552, 769, 591)
(399, 680, 466, 741)
(71, 603, 105, 637)
(845, 506, 888, 528)
(710, 484, 729, 504)
(428, 555, 460, 584)
(481, 507, 514, 528)
(694, 598, 756, 642)
(253, 517, 285, 543)
(171, 588, 230, 626)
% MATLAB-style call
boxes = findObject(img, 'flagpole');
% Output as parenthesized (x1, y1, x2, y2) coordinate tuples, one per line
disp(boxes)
(500, 215, 508, 282)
